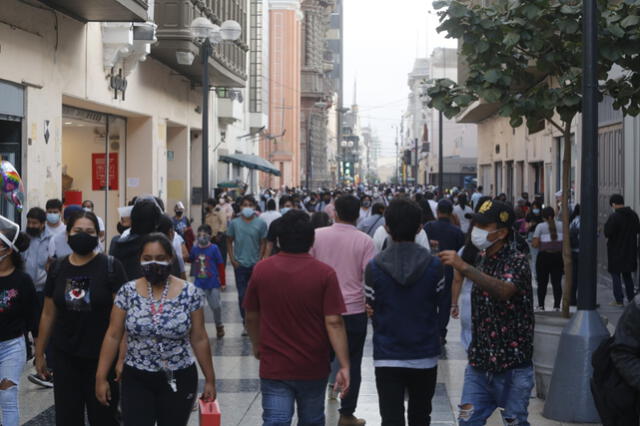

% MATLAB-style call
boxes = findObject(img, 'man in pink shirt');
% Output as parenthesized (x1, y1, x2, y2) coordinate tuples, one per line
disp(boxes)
(311, 195, 377, 426)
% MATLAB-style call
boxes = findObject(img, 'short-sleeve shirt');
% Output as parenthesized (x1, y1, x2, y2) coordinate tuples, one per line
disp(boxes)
(533, 220, 563, 252)
(243, 253, 346, 380)
(44, 254, 128, 358)
(49, 232, 72, 259)
(468, 244, 534, 373)
(114, 281, 204, 372)
(227, 216, 268, 267)
(189, 244, 223, 289)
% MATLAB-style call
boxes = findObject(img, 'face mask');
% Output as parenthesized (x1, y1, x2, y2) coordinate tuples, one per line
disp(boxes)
(26, 227, 42, 237)
(241, 207, 255, 218)
(83, 207, 92, 212)
(471, 227, 499, 251)
(219, 198, 226, 205)
(68, 232, 99, 255)
(47, 213, 60, 224)
(280, 207, 291, 215)
(117, 223, 129, 235)
(362, 201, 371, 208)
(533, 209, 541, 215)
(198, 236, 210, 246)
(175, 210, 183, 217)
(141, 261, 172, 285)
(0, 250, 9, 263)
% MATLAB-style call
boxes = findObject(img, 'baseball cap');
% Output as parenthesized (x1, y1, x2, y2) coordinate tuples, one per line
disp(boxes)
(471, 200, 515, 228)
(63, 204, 83, 221)
(437, 199, 453, 214)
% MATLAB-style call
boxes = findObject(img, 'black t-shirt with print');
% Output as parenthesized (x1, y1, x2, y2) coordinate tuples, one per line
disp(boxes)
(44, 254, 127, 359)
(0, 269, 37, 342)
(468, 244, 534, 373)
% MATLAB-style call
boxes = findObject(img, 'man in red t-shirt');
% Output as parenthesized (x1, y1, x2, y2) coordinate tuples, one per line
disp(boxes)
(244, 210, 351, 425)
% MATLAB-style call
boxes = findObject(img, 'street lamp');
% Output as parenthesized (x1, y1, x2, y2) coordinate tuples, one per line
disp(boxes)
(189, 16, 241, 223)
(305, 101, 328, 190)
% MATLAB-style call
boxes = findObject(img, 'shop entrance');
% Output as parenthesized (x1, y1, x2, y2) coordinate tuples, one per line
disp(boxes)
(62, 106, 126, 250)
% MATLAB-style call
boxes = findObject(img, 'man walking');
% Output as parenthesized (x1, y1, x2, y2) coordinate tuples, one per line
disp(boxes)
(365, 198, 444, 426)
(470, 186, 484, 210)
(227, 195, 267, 334)
(604, 194, 640, 306)
(424, 200, 465, 343)
(439, 200, 535, 425)
(311, 195, 376, 426)
(244, 210, 351, 426)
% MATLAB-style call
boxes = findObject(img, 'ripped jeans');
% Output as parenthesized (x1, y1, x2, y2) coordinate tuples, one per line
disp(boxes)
(458, 364, 534, 426)
(0, 336, 26, 426)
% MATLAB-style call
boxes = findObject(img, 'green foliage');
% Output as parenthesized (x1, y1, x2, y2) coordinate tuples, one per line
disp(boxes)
(425, 0, 640, 132)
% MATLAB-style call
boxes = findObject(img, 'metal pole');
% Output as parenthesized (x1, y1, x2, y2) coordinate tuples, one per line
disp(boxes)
(201, 40, 211, 225)
(578, 0, 598, 311)
(439, 110, 444, 195)
(414, 137, 419, 185)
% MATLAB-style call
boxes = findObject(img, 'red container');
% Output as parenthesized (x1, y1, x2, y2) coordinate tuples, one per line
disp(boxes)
(199, 399, 221, 426)
(64, 190, 83, 206)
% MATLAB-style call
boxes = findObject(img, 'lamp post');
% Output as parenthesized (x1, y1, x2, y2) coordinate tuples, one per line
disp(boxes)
(189, 17, 241, 224)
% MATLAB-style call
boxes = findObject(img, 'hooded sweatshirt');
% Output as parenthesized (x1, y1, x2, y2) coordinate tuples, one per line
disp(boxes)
(605, 206, 640, 273)
(364, 242, 444, 362)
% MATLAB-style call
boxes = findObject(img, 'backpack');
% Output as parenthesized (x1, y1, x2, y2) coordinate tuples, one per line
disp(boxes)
(49, 254, 118, 286)
(590, 336, 640, 425)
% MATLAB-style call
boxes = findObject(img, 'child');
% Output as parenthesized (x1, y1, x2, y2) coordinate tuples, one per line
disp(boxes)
(190, 224, 226, 338)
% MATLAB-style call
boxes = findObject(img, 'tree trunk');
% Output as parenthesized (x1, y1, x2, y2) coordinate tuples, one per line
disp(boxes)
(561, 124, 573, 318)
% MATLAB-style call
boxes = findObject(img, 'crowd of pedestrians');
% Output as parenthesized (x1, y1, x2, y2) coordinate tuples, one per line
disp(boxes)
(0, 183, 638, 426)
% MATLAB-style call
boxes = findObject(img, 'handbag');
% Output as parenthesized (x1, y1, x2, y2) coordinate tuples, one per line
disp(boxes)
(199, 399, 221, 426)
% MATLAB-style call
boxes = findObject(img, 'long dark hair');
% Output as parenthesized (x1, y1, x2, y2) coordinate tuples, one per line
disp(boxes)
(542, 207, 558, 241)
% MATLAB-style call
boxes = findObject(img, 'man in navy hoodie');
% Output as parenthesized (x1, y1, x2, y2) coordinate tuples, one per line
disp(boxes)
(365, 198, 445, 426)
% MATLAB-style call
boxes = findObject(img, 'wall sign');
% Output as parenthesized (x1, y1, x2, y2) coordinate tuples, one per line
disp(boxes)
(92, 153, 119, 191)
(110, 68, 127, 101)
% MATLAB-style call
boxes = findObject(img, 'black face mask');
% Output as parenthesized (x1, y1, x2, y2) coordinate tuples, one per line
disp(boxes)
(26, 227, 42, 237)
(141, 261, 172, 284)
(68, 232, 99, 255)
(117, 223, 129, 235)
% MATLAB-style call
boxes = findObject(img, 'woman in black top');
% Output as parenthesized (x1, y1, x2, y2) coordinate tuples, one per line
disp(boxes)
(35, 210, 127, 426)
(0, 222, 35, 426)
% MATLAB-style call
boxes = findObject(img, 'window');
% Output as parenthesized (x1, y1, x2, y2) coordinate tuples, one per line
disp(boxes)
(249, 0, 263, 113)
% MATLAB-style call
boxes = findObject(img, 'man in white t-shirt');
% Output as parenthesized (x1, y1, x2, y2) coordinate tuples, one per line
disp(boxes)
(82, 199, 106, 251)
(373, 223, 431, 252)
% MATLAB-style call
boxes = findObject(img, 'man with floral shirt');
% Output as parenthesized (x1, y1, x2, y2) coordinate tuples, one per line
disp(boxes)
(439, 200, 534, 425)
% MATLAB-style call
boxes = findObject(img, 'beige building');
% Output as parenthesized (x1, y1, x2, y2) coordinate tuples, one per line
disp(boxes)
(0, 0, 273, 241)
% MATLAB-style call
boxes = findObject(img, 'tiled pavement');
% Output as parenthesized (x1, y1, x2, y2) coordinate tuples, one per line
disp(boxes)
(17, 263, 627, 425)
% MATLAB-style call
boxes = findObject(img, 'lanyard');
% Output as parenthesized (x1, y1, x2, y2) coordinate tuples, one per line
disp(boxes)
(147, 281, 177, 392)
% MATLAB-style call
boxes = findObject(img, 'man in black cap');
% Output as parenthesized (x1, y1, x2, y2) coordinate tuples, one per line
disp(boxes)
(438, 200, 534, 425)
(424, 199, 465, 343)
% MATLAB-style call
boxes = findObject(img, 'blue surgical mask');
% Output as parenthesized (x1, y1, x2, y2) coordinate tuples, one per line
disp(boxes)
(533, 208, 541, 215)
(47, 213, 61, 224)
(280, 208, 291, 215)
(241, 207, 255, 218)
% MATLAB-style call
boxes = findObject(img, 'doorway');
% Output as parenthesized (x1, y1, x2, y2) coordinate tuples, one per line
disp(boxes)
(0, 119, 22, 224)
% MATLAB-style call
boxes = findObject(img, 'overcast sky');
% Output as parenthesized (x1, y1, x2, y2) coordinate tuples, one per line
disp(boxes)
(343, 0, 456, 158)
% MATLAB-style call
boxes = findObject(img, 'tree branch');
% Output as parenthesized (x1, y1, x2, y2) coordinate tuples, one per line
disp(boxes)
(547, 117, 565, 133)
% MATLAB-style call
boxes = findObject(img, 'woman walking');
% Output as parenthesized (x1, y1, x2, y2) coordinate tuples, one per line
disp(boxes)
(96, 233, 216, 426)
(35, 210, 128, 425)
(532, 207, 564, 311)
(0, 218, 35, 426)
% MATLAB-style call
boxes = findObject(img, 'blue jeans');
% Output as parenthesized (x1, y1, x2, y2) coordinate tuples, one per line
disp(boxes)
(0, 336, 26, 426)
(234, 265, 254, 322)
(459, 364, 534, 425)
(261, 378, 327, 426)
(611, 272, 636, 303)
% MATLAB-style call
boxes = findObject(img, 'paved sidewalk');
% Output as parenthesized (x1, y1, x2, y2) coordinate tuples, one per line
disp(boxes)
(18, 263, 625, 425)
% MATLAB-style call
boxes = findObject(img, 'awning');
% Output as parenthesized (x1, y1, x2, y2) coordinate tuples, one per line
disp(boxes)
(219, 154, 281, 176)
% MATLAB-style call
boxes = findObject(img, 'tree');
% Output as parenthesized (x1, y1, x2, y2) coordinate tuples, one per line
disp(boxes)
(427, 0, 640, 317)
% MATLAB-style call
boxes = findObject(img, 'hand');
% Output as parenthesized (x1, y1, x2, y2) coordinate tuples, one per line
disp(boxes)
(451, 304, 460, 319)
(221, 284, 226, 292)
(438, 250, 466, 271)
(201, 381, 217, 402)
(334, 367, 350, 399)
(365, 304, 374, 318)
(95, 378, 111, 406)
(231, 259, 239, 269)
(253, 347, 260, 360)
(115, 359, 124, 383)
(35, 355, 50, 380)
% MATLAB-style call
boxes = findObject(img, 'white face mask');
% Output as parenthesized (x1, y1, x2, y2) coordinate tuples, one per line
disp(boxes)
(471, 227, 499, 251)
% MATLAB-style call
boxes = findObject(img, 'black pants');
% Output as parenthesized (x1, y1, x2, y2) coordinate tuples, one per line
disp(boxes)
(53, 349, 119, 426)
(121, 364, 198, 426)
(375, 367, 438, 426)
(571, 251, 579, 306)
(536, 251, 564, 308)
(340, 313, 368, 416)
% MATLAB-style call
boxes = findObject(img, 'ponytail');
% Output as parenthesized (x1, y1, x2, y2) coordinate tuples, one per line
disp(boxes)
(542, 207, 557, 241)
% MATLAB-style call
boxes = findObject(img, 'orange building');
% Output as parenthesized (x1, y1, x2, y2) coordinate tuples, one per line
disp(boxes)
(261, 0, 303, 189)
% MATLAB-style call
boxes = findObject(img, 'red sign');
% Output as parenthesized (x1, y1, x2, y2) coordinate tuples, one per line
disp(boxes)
(92, 153, 118, 191)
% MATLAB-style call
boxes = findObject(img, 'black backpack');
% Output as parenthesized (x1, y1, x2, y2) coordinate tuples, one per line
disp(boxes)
(590, 336, 640, 425)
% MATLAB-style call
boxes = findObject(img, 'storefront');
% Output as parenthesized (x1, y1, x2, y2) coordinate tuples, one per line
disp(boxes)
(0, 80, 25, 225)
(61, 105, 127, 246)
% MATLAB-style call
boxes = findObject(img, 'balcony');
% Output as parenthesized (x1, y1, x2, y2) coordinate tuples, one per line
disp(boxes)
(456, 99, 500, 124)
(152, 0, 248, 88)
(217, 98, 243, 125)
(38, 0, 148, 21)
(301, 69, 326, 99)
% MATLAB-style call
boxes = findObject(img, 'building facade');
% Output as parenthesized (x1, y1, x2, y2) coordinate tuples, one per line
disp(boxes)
(0, 0, 268, 240)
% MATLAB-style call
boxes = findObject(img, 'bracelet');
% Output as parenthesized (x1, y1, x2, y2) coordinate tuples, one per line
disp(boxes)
(451, 304, 459, 308)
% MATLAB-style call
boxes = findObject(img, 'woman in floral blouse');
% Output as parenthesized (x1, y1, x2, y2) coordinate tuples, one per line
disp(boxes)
(95, 233, 216, 426)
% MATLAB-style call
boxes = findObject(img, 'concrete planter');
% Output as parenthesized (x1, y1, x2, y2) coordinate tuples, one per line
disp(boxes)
(533, 311, 571, 399)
